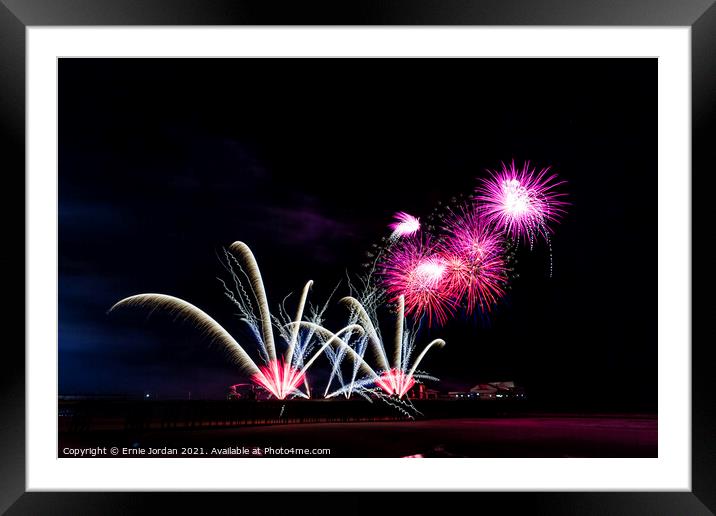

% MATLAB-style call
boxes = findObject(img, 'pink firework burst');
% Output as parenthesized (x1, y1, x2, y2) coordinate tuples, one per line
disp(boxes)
(440, 207, 508, 313)
(475, 160, 568, 243)
(251, 359, 306, 400)
(375, 368, 416, 398)
(380, 238, 456, 326)
(388, 211, 421, 239)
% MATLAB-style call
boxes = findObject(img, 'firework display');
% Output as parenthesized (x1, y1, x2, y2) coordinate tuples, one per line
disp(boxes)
(112, 160, 567, 402)
(439, 207, 508, 313)
(111, 241, 364, 400)
(388, 211, 421, 239)
(379, 237, 457, 326)
(475, 160, 568, 245)
(378, 161, 567, 325)
(321, 294, 445, 403)
(56, 55, 663, 466)
(112, 243, 444, 405)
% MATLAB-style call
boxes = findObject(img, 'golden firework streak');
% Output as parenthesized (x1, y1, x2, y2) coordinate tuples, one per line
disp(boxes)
(339, 296, 390, 372)
(406, 339, 446, 380)
(109, 293, 261, 376)
(284, 280, 313, 381)
(229, 241, 277, 362)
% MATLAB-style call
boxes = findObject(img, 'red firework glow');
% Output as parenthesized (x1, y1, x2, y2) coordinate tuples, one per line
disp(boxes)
(375, 368, 416, 397)
(380, 238, 457, 326)
(440, 207, 508, 313)
(251, 359, 306, 399)
(380, 208, 508, 324)
(378, 161, 568, 325)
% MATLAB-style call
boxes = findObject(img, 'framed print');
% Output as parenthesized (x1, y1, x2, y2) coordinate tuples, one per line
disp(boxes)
(1, 0, 712, 513)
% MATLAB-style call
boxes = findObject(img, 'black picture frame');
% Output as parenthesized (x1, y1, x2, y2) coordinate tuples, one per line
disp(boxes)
(1, 1, 711, 513)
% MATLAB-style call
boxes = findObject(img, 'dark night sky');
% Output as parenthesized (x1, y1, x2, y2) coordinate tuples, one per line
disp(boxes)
(59, 58, 656, 410)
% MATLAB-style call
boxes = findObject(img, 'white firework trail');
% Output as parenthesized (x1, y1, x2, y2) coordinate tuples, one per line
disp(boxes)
(388, 212, 421, 240)
(336, 386, 424, 420)
(323, 328, 371, 399)
(322, 269, 388, 398)
(111, 241, 360, 400)
(109, 293, 262, 376)
(229, 241, 277, 363)
(313, 293, 446, 400)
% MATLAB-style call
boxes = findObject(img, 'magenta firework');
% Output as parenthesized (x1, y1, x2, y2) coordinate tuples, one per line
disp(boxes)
(380, 209, 508, 325)
(388, 211, 421, 239)
(439, 207, 508, 314)
(378, 160, 567, 326)
(380, 237, 457, 326)
(475, 160, 568, 244)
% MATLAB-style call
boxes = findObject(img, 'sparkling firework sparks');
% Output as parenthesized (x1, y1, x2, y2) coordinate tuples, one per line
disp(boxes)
(321, 271, 386, 399)
(379, 238, 457, 326)
(109, 293, 262, 376)
(475, 160, 568, 244)
(320, 295, 445, 400)
(111, 242, 362, 400)
(388, 211, 421, 240)
(440, 206, 508, 313)
(375, 369, 416, 398)
(252, 359, 306, 399)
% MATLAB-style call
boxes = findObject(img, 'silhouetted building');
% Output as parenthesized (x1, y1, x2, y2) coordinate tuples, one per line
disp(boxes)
(227, 384, 257, 401)
(448, 381, 526, 400)
(406, 384, 439, 400)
